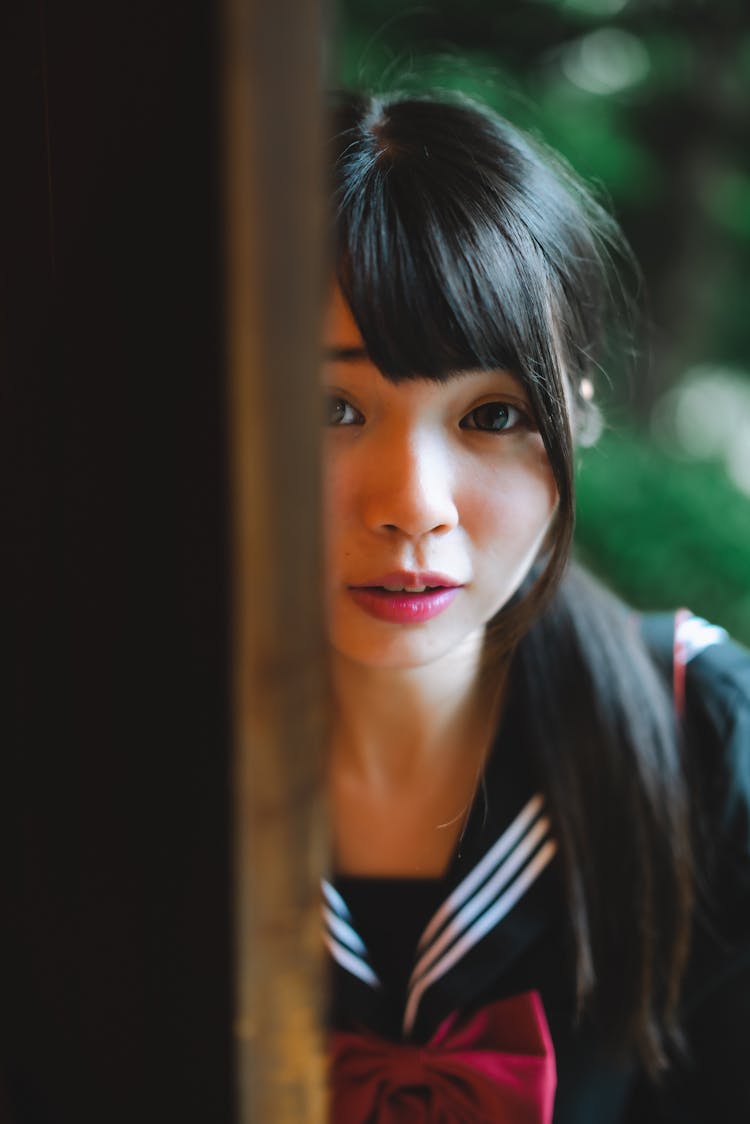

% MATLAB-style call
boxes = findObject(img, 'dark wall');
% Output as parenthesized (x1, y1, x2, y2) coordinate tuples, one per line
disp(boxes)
(2, 5, 233, 1121)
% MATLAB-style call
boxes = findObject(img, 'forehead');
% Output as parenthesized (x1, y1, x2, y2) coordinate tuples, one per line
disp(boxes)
(324, 284, 365, 348)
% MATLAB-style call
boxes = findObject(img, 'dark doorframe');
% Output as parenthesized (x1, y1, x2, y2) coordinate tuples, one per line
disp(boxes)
(3, 4, 230, 1121)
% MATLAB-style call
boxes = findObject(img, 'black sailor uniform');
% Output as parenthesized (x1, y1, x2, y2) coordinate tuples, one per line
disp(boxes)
(325, 614, 750, 1122)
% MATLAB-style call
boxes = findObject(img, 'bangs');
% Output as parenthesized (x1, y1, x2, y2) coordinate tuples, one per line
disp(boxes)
(335, 156, 559, 388)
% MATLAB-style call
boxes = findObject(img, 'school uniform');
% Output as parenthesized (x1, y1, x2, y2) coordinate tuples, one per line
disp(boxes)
(325, 615, 750, 1122)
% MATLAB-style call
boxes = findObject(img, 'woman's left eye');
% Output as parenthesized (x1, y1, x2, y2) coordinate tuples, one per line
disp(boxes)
(460, 401, 526, 433)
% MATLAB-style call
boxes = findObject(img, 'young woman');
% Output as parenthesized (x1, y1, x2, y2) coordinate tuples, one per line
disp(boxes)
(321, 90, 750, 1123)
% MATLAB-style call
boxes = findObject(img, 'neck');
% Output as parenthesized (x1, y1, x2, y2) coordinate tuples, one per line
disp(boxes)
(330, 632, 505, 789)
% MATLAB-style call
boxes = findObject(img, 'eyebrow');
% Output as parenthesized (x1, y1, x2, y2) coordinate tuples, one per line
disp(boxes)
(324, 345, 369, 362)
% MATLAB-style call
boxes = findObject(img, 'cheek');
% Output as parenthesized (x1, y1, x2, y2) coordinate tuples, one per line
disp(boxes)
(322, 454, 353, 565)
(469, 444, 558, 549)
(533, 448, 562, 548)
(322, 482, 340, 561)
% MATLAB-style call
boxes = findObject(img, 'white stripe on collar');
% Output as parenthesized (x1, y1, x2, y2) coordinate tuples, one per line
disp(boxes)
(417, 792, 545, 953)
(403, 840, 557, 1035)
(402, 797, 556, 1035)
(324, 906, 369, 957)
(324, 934, 380, 989)
(409, 812, 552, 988)
(322, 878, 381, 989)
(322, 878, 353, 920)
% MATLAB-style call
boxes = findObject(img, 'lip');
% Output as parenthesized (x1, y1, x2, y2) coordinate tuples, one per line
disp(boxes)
(351, 571, 461, 590)
(348, 572, 463, 624)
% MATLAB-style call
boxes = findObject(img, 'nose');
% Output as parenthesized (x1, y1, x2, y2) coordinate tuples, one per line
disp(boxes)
(361, 428, 459, 539)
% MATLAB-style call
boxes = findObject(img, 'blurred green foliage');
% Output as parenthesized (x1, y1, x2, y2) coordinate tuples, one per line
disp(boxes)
(576, 429, 750, 645)
(333, 0, 750, 643)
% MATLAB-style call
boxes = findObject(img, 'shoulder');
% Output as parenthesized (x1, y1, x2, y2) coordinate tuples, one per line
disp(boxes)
(679, 616, 750, 835)
(671, 615, 750, 928)
(639, 610, 750, 739)
(640, 611, 750, 866)
(631, 617, 750, 1117)
(681, 616, 750, 736)
(667, 619, 750, 1115)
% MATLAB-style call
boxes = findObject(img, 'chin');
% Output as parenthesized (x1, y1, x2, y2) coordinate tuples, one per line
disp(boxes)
(332, 644, 446, 673)
(329, 623, 489, 675)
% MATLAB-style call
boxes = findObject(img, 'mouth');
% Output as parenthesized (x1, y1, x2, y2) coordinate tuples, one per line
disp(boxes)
(366, 583, 448, 593)
(352, 571, 462, 592)
(347, 574, 463, 624)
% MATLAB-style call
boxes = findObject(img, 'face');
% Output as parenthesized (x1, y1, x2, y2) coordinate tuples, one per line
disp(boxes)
(322, 286, 559, 673)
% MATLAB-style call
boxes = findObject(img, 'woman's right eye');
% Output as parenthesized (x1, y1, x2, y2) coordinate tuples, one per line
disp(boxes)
(324, 394, 364, 427)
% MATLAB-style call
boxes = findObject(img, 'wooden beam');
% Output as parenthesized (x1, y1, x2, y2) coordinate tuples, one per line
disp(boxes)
(223, 1, 328, 1120)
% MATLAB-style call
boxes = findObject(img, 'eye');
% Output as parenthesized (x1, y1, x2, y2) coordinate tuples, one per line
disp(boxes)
(324, 394, 364, 427)
(460, 401, 527, 433)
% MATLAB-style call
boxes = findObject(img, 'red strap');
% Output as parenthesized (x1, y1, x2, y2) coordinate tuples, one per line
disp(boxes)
(330, 990, 557, 1123)
(673, 608, 691, 721)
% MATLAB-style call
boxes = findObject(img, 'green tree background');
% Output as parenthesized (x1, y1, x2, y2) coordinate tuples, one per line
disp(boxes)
(332, 0, 750, 644)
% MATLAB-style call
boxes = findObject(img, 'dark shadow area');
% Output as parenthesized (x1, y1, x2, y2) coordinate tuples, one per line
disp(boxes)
(1, 5, 233, 1121)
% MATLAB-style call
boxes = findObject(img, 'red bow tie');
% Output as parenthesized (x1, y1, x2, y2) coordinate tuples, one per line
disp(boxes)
(330, 990, 556, 1123)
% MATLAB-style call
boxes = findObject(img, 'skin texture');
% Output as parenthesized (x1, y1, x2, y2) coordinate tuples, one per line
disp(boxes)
(323, 285, 559, 676)
(323, 287, 560, 876)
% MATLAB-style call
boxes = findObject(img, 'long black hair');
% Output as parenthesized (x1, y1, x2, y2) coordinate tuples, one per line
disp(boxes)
(327, 89, 693, 1076)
